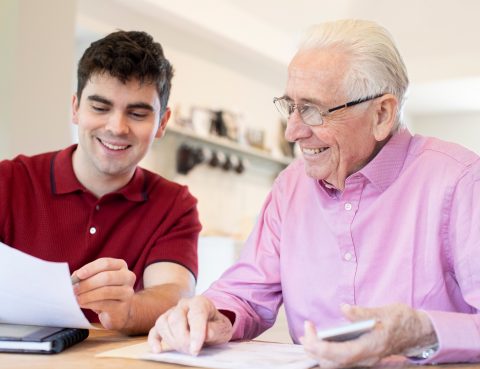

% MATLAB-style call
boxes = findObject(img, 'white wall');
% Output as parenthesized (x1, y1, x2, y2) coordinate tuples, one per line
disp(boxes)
(0, 0, 75, 160)
(408, 111, 480, 154)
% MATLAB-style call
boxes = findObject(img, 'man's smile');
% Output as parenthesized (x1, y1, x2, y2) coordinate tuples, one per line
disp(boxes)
(97, 138, 131, 151)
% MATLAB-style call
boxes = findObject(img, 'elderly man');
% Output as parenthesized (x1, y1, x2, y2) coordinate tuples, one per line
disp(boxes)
(148, 19, 480, 366)
(0, 30, 201, 335)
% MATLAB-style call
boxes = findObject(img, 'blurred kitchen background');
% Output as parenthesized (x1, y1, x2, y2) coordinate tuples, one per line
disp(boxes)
(2, 0, 480, 342)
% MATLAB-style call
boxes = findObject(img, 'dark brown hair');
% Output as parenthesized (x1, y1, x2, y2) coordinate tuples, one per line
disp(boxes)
(77, 30, 173, 114)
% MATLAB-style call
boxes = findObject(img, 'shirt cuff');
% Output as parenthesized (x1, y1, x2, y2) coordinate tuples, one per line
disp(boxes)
(418, 310, 480, 363)
(406, 343, 438, 361)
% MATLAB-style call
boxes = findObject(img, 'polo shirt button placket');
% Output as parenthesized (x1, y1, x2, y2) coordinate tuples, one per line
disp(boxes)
(90, 203, 100, 236)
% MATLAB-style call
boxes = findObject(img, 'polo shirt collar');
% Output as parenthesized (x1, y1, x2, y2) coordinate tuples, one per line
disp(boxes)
(358, 128, 412, 192)
(51, 144, 148, 202)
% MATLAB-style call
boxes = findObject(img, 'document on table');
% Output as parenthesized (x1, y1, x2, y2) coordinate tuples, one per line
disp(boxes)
(97, 341, 318, 369)
(0, 242, 95, 329)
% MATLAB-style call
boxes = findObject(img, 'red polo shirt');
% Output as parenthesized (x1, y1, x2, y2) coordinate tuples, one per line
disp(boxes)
(0, 145, 201, 322)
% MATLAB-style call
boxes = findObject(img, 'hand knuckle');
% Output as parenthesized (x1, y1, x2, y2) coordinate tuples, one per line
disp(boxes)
(101, 272, 112, 285)
(166, 310, 179, 324)
(129, 272, 136, 285)
(124, 286, 134, 297)
(156, 315, 167, 329)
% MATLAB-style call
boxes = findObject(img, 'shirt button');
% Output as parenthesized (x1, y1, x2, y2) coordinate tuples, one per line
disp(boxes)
(95, 205, 100, 211)
(89, 227, 97, 235)
(344, 202, 352, 211)
(344, 252, 353, 261)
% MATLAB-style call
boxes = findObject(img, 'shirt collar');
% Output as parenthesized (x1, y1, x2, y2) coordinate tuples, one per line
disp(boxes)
(51, 144, 148, 202)
(316, 128, 413, 196)
(358, 128, 412, 192)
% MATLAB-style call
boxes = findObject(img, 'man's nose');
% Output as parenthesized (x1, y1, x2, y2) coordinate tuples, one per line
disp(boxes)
(106, 113, 129, 135)
(284, 110, 311, 143)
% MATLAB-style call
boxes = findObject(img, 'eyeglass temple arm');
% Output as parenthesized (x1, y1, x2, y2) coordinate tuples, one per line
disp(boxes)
(327, 93, 385, 113)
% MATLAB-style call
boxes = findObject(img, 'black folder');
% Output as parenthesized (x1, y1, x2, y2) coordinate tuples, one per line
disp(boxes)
(0, 323, 89, 354)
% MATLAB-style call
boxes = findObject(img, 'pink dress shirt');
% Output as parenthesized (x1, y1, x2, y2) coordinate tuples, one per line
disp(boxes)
(204, 129, 480, 363)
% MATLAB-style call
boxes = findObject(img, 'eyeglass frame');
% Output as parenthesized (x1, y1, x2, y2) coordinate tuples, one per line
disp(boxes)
(272, 93, 385, 126)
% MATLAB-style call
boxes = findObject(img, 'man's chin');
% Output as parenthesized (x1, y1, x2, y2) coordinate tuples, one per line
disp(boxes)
(94, 162, 133, 178)
(304, 164, 328, 181)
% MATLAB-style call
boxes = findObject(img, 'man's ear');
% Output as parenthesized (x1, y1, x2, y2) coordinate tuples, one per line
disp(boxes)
(372, 94, 398, 142)
(155, 107, 172, 138)
(72, 94, 79, 125)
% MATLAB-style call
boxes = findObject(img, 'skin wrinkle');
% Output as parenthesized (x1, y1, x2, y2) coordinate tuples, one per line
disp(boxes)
(284, 48, 392, 190)
(301, 304, 437, 368)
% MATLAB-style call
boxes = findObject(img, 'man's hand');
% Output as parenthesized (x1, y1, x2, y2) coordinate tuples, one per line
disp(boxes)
(300, 303, 438, 369)
(148, 295, 233, 355)
(72, 258, 136, 330)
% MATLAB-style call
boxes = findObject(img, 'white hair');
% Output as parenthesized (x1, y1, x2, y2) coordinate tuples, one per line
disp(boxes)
(299, 19, 409, 131)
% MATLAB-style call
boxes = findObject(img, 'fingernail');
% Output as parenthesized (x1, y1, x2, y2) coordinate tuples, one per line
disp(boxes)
(190, 341, 199, 356)
(304, 320, 314, 329)
(151, 343, 160, 353)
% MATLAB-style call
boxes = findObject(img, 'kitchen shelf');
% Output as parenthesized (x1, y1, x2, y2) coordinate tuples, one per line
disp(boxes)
(166, 124, 293, 167)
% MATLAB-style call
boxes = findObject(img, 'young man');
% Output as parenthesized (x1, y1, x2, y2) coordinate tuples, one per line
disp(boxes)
(148, 20, 480, 366)
(0, 31, 201, 335)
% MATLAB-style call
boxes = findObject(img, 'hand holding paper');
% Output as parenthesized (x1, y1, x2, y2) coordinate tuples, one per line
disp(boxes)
(72, 257, 136, 330)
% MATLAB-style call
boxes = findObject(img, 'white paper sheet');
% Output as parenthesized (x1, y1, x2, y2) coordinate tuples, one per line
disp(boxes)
(0, 242, 95, 329)
(97, 341, 318, 369)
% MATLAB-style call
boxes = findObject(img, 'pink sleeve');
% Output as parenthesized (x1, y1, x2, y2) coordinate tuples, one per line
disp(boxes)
(418, 310, 480, 363)
(419, 162, 480, 363)
(203, 187, 284, 340)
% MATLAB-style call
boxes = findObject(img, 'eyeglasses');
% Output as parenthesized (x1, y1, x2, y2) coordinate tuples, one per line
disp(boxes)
(273, 93, 384, 126)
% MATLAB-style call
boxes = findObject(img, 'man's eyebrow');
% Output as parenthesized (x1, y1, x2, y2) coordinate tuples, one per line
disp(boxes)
(283, 94, 323, 106)
(87, 95, 154, 111)
(127, 102, 154, 111)
(87, 95, 113, 106)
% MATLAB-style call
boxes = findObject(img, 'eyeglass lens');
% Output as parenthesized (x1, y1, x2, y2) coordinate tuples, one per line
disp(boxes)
(274, 99, 323, 126)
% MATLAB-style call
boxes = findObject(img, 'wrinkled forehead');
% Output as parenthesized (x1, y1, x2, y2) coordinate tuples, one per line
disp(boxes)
(286, 49, 350, 103)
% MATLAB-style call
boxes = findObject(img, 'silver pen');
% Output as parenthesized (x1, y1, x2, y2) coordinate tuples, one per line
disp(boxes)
(71, 275, 80, 285)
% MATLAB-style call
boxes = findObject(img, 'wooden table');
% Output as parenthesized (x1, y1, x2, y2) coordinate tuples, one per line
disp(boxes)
(0, 329, 188, 369)
(1, 329, 479, 369)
